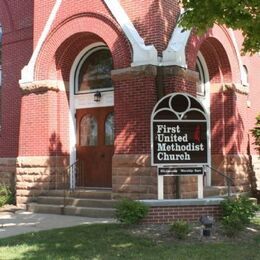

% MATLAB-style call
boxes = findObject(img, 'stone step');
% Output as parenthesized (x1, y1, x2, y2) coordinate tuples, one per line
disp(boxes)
(37, 196, 118, 208)
(40, 189, 112, 200)
(27, 203, 116, 218)
(64, 206, 115, 218)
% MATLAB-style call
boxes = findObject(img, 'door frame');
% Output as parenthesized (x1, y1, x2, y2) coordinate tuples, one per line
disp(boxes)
(69, 42, 114, 188)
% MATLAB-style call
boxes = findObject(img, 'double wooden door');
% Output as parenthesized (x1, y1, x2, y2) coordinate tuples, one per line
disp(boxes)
(76, 107, 114, 188)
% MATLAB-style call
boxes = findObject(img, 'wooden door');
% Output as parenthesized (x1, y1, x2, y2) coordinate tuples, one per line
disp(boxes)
(76, 107, 114, 188)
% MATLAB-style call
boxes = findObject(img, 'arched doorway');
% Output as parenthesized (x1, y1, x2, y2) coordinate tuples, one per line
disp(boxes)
(70, 43, 114, 188)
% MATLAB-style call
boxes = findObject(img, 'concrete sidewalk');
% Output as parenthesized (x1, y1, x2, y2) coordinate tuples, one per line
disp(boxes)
(0, 210, 115, 239)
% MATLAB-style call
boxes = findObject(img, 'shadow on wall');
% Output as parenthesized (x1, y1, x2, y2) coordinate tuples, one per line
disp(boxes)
(22, 132, 69, 205)
(46, 132, 69, 190)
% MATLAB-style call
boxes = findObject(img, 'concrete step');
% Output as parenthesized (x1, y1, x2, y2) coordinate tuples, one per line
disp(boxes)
(37, 196, 117, 208)
(27, 203, 63, 215)
(40, 189, 112, 200)
(27, 203, 116, 218)
(64, 206, 115, 218)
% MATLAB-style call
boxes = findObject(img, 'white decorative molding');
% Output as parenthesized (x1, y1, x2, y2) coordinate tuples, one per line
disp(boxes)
(103, 0, 158, 66)
(19, 0, 63, 84)
(74, 91, 114, 109)
(225, 83, 249, 95)
(228, 29, 250, 87)
(20, 80, 68, 93)
(162, 10, 191, 68)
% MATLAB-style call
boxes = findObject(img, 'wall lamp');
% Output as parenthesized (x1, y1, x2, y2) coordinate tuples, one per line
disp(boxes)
(94, 91, 101, 102)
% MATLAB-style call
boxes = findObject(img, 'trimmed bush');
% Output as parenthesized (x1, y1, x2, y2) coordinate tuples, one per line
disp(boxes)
(169, 220, 191, 239)
(115, 198, 149, 225)
(220, 196, 258, 236)
(0, 184, 15, 207)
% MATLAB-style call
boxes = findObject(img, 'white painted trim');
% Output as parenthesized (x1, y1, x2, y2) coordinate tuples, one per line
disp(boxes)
(69, 42, 114, 166)
(158, 175, 164, 199)
(196, 52, 211, 186)
(162, 10, 191, 68)
(103, 0, 158, 66)
(20, 0, 63, 84)
(198, 175, 204, 198)
(228, 29, 249, 87)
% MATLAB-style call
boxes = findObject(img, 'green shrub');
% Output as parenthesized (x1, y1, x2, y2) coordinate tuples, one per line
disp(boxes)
(251, 114, 260, 152)
(115, 198, 149, 225)
(221, 215, 244, 237)
(220, 196, 258, 224)
(0, 184, 15, 207)
(169, 220, 191, 239)
(220, 196, 258, 236)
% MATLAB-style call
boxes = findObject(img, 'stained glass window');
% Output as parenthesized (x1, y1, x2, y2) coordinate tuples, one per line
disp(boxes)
(78, 48, 113, 92)
(105, 113, 114, 145)
(80, 115, 98, 146)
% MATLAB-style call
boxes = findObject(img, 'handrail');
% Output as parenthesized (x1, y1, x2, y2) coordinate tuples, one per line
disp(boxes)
(60, 160, 81, 214)
(205, 165, 235, 198)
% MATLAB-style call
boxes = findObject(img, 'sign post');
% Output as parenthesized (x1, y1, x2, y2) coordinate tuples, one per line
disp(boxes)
(151, 93, 209, 199)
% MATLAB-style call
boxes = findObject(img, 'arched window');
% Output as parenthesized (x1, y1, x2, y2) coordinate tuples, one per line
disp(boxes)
(241, 65, 249, 87)
(105, 112, 114, 145)
(0, 25, 2, 87)
(196, 56, 206, 96)
(76, 47, 113, 93)
(80, 114, 98, 146)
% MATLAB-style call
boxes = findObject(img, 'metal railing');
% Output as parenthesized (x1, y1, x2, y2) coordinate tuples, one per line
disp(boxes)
(205, 165, 235, 198)
(53, 160, 84, 214)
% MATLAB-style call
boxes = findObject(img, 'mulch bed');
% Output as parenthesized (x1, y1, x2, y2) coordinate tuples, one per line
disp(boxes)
(126, 220, 260, 244)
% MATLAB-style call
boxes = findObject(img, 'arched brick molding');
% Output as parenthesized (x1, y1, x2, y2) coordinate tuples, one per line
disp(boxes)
(187, 25, 240, 83)
(35, 13, 132, 81)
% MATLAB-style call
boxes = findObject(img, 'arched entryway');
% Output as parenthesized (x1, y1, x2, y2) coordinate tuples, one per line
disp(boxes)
(197, 36, 234, 186)
(70, 43, 115, 188)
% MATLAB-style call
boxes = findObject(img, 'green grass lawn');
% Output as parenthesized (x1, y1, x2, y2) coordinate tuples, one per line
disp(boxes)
(0, 222, 259, 260)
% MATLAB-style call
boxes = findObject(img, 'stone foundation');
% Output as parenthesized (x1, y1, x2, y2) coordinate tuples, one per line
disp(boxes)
(211, 154, 254, 192)
(112, 154, 199, 200)
(16, 156, 69, 207)
(0, 158, 16, 190)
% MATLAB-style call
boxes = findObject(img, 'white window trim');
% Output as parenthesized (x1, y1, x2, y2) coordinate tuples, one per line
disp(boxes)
(196, 51, 212, 186)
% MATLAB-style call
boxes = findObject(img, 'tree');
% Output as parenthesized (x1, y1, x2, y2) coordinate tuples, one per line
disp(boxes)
(179, 0, 260, 55)
(251, 114, 260, 153)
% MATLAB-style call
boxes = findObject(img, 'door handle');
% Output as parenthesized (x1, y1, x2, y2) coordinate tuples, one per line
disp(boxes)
(101, 153, 105, 158)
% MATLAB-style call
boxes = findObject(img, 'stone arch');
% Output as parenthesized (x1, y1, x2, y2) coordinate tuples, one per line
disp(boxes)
(35, 13, 132, 81)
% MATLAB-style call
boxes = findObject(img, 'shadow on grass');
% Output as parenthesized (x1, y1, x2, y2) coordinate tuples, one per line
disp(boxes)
(0, 223, 260, 260)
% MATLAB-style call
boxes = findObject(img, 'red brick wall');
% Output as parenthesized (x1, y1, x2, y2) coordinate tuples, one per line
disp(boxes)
(19, 90, 70, 156)
(0, 0, 33, 157)
(114, 77, 157, 154)
(143, 205, 221, 224)
(120, 0, 180, 55)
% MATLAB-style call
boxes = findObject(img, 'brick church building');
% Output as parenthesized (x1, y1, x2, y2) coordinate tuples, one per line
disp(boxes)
(0, 0, 259, 209)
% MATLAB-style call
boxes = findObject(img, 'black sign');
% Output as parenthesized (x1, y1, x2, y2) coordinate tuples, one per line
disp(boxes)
(153, 121, 207, 165)
(158, 167, 204, 176)
(151, 93, 208, 166)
